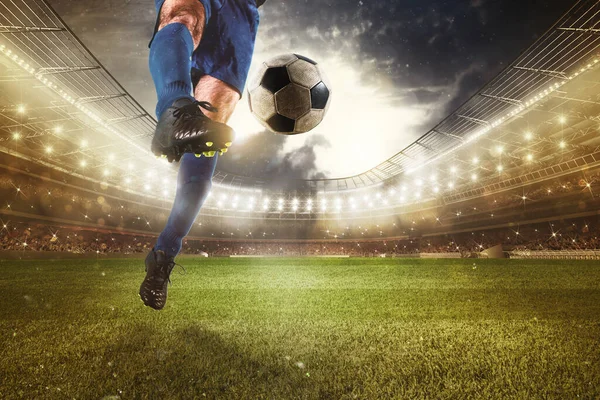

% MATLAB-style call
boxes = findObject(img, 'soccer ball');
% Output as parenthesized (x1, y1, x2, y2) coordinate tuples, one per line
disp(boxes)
(247, 54, 332, 135)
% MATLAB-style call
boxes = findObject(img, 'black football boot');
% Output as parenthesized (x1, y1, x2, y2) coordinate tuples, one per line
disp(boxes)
(151, 98, 234, 163)
(139, 248, 179, 310)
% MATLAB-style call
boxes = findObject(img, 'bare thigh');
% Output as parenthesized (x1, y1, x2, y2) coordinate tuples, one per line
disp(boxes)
(194, 75, 240, 124)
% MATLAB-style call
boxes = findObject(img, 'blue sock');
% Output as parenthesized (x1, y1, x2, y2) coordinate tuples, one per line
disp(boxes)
(149, 22, 195, 118)
(155, 153, 219, 257)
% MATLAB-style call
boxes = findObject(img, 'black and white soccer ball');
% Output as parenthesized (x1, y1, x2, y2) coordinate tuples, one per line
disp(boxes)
(247, 54, 332, 135)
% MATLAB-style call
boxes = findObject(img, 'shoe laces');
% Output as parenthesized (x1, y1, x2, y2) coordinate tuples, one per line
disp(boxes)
(161, 259, 186, 285)
(172, 101, 219, 122)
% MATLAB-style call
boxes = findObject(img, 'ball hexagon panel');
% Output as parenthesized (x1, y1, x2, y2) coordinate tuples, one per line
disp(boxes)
(295, 109, 324, 133)
(275, 84, 311, 120)
(310, 82, 330, 110)
(247, 63, 268, 92)
(267, 114, 296, 133)
(261, 66, 290, 94)
(249, 85, 276, 121)
(287, 59, 322, 89)
(264, 53, 298, 68)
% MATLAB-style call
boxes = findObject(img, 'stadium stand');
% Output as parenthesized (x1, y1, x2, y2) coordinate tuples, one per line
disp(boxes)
(1, 0, 600, 258)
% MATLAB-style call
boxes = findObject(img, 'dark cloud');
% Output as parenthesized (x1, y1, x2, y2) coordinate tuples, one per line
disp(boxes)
(218, 132, 331, 188)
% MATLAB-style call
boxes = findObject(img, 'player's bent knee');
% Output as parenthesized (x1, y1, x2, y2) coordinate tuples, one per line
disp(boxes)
(162, 12, 198, 31)
(158, 0, 205, 42)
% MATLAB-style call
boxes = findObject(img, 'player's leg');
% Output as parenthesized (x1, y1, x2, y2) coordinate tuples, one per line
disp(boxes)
(140, 0, 260, 310)
(139, 80, 239, 310)
(153, 77, 239, 256)
(193, 75, 240, 124)
(148, 0, 234, 163)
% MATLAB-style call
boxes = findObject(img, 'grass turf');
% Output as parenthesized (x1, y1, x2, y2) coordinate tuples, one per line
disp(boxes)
(0, 257, 599, 399)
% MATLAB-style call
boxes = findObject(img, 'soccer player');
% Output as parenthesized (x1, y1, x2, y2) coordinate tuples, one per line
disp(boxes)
(139, 0, 264, 310)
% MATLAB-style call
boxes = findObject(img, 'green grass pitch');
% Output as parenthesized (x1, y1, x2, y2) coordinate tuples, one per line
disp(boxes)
(1, 257, 599, 399)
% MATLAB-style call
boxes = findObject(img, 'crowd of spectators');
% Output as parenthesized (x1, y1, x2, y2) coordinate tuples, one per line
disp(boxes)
(2, 216, 599, 257)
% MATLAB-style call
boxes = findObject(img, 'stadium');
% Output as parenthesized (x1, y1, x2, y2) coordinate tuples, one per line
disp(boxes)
(1, 0, 600, 398)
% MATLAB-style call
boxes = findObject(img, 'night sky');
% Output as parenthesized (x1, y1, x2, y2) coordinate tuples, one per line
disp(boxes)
(48, 0, 571, 182)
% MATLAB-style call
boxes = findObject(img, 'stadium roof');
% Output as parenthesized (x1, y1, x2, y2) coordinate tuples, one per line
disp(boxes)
(1, 0, 600, 199)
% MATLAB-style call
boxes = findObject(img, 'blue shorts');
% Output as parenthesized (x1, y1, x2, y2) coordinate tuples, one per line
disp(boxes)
(151, 0, 260, 95)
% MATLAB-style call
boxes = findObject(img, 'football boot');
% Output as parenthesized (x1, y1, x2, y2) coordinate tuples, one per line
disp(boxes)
(151, 98, 234, 163)
(139, 248, 182, 310)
